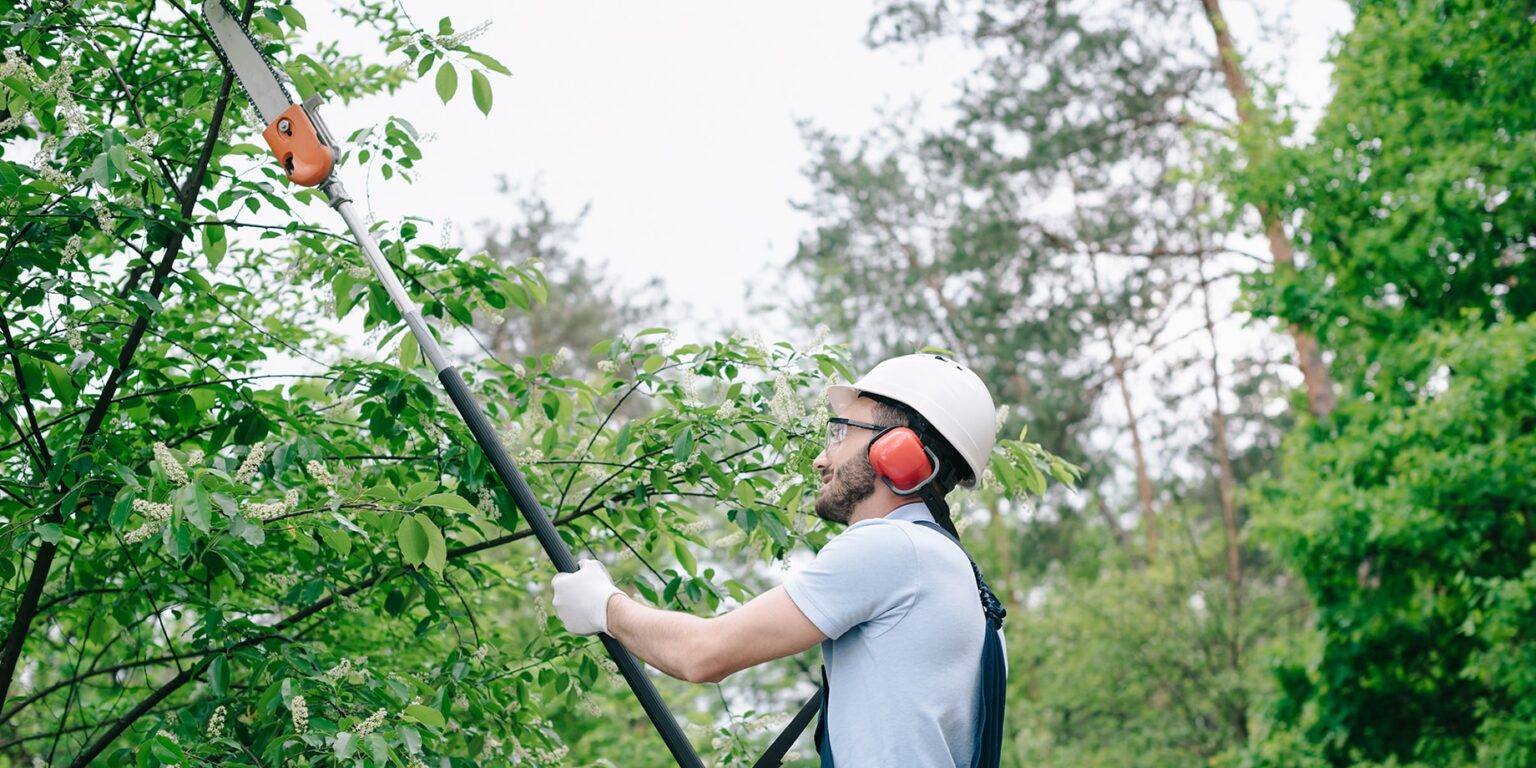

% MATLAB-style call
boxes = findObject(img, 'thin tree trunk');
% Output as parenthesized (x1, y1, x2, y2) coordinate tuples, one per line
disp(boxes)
(1199, 265, 1241, 594)
(1088, 252, 1158, 555)
(0, 40, 241, 716)
(1198, 254, 1247, 739)
(1198, 0, 1337, 421)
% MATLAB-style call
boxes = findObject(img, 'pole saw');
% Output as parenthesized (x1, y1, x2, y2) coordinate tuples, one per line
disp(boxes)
(198, 2, 709, 765)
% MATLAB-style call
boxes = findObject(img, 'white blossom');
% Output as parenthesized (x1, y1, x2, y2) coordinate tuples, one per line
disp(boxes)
(307, 460, 336, 487)
(767, 374, 802, 426)
(132, 498, 173, 521)
(320, 658, 355, 684)
(153, 442, 188, 485)
(436, 19, 492, 48)
(123, 520, 164, 544)
(423, 422, 446, 446)
(129, 129, 159, 154)
(596, 359, 616, 375)
(597, 657, 619, 678)
(471, 644, 490, 663)
(234, 443, 269, 484)
(715, 399, 736, 421)
(552, 346, 570, 370)
(206, 705, 226, 739)
(290, 695, 308, 733)
(347, 265, 371, 279)
(680, 371, 702, 408)
(479, 734, 502, 760)
(186, 449, 204, 466)
(240, 488, 297, 522)
(61, 235, 82, 264)
(354, 707, 388, 736)
(91, 199, 113, 232)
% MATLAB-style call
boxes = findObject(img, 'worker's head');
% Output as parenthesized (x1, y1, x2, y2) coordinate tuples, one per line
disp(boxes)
(812, 355, 997, 524)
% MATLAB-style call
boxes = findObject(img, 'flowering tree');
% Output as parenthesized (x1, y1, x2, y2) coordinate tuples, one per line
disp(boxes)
(0, 2, 1070, 766)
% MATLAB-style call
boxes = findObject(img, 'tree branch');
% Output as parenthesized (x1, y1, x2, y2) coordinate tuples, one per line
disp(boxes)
(0, 32, 242, 716)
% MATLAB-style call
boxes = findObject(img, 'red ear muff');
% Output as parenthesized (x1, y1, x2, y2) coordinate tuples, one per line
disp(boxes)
(868, 427, 941, 496)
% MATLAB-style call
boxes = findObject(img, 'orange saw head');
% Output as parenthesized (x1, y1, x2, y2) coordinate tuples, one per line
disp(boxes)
(261, 103, 334, 187)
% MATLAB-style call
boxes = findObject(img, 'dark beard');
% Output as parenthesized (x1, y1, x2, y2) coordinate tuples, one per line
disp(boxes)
(814, 454, 878, 525)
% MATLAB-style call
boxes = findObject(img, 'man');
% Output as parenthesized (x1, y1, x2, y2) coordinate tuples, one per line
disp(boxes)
(552, 354, 1003, 767)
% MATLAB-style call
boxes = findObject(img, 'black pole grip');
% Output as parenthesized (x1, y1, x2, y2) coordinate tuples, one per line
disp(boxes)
(436, 367, 705, 768)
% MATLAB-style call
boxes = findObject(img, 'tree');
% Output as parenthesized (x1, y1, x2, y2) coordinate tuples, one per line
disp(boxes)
(1241, 1, 1536, 764)
(0, 6, 1072, 765)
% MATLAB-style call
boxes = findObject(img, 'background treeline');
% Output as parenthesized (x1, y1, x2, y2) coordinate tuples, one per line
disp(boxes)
(785, 1, 1534, 766)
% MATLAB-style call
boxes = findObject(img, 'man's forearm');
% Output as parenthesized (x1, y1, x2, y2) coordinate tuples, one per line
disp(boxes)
(605, 593, 720, 683)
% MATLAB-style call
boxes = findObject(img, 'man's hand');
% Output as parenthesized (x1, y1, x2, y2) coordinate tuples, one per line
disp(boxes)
(551, 559, 623, 635)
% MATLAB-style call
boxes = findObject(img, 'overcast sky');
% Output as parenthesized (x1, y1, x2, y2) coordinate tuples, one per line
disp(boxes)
(313, 0, 1353, 343)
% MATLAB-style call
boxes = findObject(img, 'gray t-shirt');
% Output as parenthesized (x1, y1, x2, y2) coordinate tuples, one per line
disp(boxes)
(784, 503, 990, 767)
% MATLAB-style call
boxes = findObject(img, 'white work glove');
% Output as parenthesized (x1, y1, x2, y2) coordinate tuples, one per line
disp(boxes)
(551, 558, 623, 636)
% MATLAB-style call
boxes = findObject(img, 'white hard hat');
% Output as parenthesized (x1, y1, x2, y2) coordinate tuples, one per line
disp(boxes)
(826, 354, 997, 486)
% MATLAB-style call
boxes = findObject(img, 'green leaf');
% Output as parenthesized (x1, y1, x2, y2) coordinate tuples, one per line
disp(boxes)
(397, 515, 428, 567)
(642, 355, 665, 374)
(404, 479, 437, 501)
(672, 428, 694, 463)
(334, 731, 357, 760)
(277, 5, 307, 29)
(674, 540, 697, 575)
(37, 523, 63, 544)
(435, 62, 458, 103)
(399, 331, 418, 369)
(321, 527, 352, 557)
(422, 492, 478, 517)
(403, 703, 445, 727)
(471, 69, 492, 114)
(188, 483, 212, 533)
(412, 513, 447, 573)
(465, 50, 512, 76)
(44, 362, 75, 407)
(202, 222, 227, 269)
(209, 654, 229, 696)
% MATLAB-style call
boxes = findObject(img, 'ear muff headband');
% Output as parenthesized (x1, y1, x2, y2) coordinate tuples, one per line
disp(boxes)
(867, 426, 942, 496)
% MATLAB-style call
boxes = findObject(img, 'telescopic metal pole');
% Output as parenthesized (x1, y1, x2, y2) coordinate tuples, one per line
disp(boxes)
(319, 175, 705, 768)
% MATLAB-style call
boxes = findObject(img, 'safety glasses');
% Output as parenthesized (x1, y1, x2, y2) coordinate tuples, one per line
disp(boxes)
(825, 417, 890, 450)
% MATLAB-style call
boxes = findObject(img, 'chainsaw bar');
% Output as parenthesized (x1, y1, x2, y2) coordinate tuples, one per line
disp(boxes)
(202, 0, 293, 124)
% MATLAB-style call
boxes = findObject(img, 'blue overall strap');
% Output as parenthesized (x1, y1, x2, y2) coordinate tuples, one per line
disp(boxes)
(912, 519, 1007, 768)
(816, 664, 833, 767)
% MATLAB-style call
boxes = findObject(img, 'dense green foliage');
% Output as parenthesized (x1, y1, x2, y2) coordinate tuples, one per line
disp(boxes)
(1239, 1, 1536, 765)
(791, 1, 1535, 767)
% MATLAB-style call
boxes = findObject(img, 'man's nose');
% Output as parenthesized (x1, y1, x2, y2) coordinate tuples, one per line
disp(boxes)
(812, 448, 829, 472)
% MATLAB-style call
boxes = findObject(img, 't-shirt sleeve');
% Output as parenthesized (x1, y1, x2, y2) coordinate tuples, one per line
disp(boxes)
(783, 522, 919, 640)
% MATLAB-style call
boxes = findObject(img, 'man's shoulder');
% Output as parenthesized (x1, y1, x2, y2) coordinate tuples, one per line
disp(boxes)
(833, 516, 923, 551)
